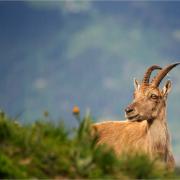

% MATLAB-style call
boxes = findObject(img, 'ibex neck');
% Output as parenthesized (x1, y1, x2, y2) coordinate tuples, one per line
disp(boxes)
(147, 107, 170, 151)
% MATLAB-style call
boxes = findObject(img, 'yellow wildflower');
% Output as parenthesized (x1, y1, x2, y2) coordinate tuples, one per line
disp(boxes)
(72, 106, 80, 115)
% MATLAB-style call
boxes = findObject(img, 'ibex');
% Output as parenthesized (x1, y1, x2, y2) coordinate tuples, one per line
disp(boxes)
(93, 63, 180, 169)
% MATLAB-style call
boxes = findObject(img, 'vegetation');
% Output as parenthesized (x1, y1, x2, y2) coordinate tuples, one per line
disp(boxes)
(0, 111, 178, 179)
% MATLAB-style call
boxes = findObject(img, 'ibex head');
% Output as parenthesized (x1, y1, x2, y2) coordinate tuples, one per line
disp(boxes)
(125, 63, 180, 122)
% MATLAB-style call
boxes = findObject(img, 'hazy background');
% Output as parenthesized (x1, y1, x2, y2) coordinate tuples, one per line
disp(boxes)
(0, 1, 180, 161)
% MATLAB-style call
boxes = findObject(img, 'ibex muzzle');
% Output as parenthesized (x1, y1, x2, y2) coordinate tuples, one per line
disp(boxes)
(125, 63, 180, 122)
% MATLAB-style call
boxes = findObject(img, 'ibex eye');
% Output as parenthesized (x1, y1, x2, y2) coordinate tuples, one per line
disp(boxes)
(151, 94, 158, 99)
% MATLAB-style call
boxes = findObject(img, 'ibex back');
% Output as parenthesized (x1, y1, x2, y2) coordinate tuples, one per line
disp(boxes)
(93, 63, 180, 169)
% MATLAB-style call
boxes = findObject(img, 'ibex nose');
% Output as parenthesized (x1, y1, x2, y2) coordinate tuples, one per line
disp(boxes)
(125, 106, 134, 114)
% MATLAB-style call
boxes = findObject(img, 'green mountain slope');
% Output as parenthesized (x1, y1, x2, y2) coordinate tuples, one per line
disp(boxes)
(0, 111, 178, 179)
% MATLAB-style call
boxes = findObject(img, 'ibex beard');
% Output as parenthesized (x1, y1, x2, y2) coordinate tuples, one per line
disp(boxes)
(93, 63, 180, 170)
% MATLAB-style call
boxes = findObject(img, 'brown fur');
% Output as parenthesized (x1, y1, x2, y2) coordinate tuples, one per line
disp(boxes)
(93, 115, 175, 169)
(93, 75, 175, 169)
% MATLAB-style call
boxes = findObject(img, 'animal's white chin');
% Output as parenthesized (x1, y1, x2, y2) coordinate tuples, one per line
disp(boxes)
(126, 114, 139, 120)
(125, 113, 146, 122)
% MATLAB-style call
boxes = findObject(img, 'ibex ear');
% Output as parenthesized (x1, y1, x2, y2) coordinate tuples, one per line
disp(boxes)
(133, 78, 140, 90)
(162, 80, 172, 97)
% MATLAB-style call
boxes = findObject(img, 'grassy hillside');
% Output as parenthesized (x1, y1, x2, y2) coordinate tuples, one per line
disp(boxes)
(0, 111, 178, 179)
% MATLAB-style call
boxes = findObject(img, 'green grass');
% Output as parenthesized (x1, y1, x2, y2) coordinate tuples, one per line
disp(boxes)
(0, 112, 178, 179)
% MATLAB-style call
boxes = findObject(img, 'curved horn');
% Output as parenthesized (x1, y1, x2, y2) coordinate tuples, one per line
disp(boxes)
(142, 65, 162, 85)
(151, 63, 180, 87)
